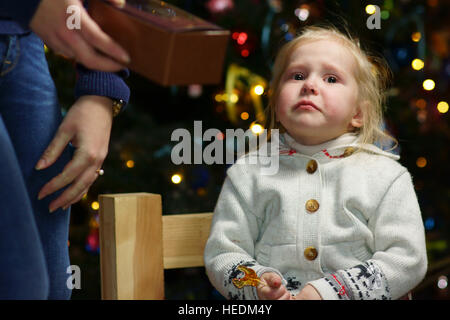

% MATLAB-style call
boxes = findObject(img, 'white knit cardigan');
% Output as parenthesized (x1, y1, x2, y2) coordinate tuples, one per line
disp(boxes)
(204, 133, 428, 300)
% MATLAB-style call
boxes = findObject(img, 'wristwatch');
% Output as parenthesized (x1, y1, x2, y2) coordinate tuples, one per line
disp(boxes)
(112, 99, 125, 117)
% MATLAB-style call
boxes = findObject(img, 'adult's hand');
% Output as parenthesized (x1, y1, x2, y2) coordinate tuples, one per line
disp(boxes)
(30, 0, 130, 72)
(36, 95, 114, 212)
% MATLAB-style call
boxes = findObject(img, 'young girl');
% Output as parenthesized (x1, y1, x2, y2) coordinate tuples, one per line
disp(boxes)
(204, 25, 427, 300)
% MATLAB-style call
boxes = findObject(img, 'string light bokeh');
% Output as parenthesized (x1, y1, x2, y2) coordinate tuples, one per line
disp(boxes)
(44, 0, 449, 299)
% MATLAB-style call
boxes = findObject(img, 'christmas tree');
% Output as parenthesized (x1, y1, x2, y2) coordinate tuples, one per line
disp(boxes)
(47, 0, 449, 299)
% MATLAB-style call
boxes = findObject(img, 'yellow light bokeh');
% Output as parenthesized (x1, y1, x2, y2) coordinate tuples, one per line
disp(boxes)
(91, 201, 100, 210)
(437, 101, 449, 114)
(416, 157, 427, 168)
(250, 123, 264, 135)
(240, 112, 249, 120)
(215, 93, 238, 103)
(365, 5, 376, 14)
(171, 174, 182, 184)
(126, 160, 135, 168)
(411, 32, 421, 42)
(253, 85, 264, 96)
(411, 58, 424, 70)
(423, 79, 435, 91)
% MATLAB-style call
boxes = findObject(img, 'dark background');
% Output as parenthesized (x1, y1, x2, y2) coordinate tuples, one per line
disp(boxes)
(46, 0, 449, 300)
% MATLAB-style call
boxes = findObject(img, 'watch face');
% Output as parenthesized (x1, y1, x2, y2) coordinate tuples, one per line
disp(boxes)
(112, 100, 123, 117)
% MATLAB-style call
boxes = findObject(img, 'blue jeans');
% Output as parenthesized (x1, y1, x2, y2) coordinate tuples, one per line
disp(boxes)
(0, 32, 73, 299)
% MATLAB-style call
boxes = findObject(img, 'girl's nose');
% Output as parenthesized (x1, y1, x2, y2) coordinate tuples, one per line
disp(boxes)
(301, 80, 318, 95)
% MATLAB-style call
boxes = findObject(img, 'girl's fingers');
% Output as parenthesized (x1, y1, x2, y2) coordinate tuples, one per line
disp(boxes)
(263, 286, 289, 300)
(265, 273, 281, 288)
(278, 289, 292, 300)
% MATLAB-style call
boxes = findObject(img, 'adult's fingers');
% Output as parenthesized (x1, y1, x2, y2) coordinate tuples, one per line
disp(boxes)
(47, 33, 75, 59)
(35, 129, 73, 171)
(37, 147, 95, 201)
(49, 169, 98, 212)
(62, 187, 90, 210)
(79, 9, 130, 67)
(66, 31, 125, 72)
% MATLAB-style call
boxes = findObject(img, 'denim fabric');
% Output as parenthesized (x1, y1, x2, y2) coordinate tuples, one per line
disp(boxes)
(0, 32, 73, 299)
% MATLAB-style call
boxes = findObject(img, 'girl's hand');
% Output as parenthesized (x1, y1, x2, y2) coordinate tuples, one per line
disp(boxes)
(257, 272, 292, 300)
(292, 284, 322, 300)
(36, 95, 114, 212)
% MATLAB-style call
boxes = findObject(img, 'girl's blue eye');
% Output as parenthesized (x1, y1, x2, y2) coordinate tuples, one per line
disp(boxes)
(326, 76, 337, 83)
(294, 73, 304, 80)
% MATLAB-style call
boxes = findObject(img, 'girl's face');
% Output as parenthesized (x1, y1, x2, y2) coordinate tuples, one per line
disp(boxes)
(275, 39, 363, 145)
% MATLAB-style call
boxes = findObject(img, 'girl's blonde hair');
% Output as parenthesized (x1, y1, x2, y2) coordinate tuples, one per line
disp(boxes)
(264, 24, 397, 149)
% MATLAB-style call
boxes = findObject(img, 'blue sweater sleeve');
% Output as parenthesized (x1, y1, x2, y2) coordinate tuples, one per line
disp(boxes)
(1, 1, 132, 113)
(75, 64, 131, 113)
(0, 0, 42, 28)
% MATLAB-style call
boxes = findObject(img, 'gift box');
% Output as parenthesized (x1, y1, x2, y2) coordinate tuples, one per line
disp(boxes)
(88, 0, 230, 86)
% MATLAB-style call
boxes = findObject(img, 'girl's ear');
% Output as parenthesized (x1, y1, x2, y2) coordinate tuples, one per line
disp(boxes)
(350, 102, 365, 129)
(351, 108, 364, 128)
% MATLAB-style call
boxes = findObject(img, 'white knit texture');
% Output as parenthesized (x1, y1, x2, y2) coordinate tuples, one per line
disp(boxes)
(204, 135, 427, 300)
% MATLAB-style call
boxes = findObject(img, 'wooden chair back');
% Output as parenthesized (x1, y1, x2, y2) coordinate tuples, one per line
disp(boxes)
(99, 193, 212, 299)
(98, 193, 424, 300)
